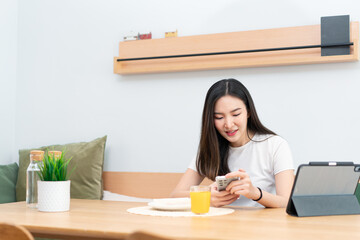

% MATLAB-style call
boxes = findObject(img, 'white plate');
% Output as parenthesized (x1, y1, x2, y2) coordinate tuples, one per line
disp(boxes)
(148, 198, 191, 211)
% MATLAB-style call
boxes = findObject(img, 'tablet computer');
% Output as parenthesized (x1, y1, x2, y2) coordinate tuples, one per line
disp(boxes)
(286, 162, 360, 217)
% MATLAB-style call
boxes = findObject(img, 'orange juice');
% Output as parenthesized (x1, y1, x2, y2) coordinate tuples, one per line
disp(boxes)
(190, 191, 211, 214)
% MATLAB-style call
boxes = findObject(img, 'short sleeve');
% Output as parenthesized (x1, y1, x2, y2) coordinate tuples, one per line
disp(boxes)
(188, 156, 197, 172)
(272, 137, 294, 175)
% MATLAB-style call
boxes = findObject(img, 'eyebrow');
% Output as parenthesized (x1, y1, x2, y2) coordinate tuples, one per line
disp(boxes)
(214, 108, 242, 115)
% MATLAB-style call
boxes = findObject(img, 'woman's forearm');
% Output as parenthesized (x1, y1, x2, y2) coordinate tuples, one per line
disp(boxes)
(172, 187, 289, 208)
(170, 168, 204, 198)
(255, 190, 289, 208)
(170, 190, 190, 198)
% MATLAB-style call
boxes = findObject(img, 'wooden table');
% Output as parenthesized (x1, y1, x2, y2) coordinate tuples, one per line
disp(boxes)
(0, 199, 360, 240)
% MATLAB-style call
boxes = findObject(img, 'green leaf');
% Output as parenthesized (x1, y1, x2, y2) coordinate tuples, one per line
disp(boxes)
(38, 148, 75, 181)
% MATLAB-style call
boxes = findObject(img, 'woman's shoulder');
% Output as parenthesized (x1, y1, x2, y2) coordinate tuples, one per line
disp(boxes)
(253, 133, 292, 157)
(254, 133, 288, 146)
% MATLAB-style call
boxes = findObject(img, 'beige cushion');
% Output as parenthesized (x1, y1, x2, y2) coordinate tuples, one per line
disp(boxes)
(16, 136, 107, 201)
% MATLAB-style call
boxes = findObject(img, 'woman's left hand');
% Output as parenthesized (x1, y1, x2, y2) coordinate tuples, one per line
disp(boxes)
(225, 169, 260, 200)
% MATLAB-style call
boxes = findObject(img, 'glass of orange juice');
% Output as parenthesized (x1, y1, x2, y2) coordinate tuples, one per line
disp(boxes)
(190, 186, 211, 214)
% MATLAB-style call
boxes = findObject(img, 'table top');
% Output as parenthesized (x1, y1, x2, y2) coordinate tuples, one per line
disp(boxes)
(0, 199, 360, 240)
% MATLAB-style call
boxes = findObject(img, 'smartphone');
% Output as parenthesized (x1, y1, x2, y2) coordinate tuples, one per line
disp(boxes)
(215, 176, 239, 191)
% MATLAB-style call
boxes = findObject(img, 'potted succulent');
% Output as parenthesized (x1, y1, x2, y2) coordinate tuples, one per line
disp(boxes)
(37, 150, 75, 212)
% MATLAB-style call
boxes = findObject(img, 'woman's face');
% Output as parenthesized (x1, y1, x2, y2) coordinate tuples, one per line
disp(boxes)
(213, 95, 250, 147)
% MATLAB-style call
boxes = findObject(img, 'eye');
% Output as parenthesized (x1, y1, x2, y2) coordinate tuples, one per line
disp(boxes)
(233, 113, 241, 117)
(214, 116, 223, 120)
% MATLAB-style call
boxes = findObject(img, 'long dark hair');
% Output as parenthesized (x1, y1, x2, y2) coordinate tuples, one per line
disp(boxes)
(196, 79, 275, 181)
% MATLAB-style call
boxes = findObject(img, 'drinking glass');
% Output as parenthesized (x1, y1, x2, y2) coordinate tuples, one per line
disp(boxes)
(190, 186, 211, 214)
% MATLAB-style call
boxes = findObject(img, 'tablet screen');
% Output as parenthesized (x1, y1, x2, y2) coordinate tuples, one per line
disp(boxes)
(293, 165, 360, 196)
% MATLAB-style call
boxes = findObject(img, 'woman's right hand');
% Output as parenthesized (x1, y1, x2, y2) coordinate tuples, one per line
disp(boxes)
(209, 182, 239, 207)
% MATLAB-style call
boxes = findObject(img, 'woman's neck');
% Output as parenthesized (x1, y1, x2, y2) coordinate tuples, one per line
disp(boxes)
(230, 131, 255, 147)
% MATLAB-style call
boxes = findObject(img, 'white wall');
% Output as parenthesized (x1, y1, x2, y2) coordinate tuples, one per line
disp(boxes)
(13, 0, 360, 172)
(0, 0, 17, 164)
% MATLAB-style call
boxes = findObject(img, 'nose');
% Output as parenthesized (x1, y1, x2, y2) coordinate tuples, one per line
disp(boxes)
(224, 118, 233, 130)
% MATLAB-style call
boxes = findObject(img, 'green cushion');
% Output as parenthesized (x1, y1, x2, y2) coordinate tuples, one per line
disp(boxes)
(16, 136, 107, 201)
(0, 162, 19, 203)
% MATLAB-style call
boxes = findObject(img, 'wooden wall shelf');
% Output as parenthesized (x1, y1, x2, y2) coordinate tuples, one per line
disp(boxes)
(114, 22, 359, 75)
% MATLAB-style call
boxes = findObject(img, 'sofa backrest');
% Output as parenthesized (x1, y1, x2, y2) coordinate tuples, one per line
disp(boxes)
(102, 171, 212, 198)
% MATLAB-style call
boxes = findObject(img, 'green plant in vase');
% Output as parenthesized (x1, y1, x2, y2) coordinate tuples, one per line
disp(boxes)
(37, 150, 75, 212)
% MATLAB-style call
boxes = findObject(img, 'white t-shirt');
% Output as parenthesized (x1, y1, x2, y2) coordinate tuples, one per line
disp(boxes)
(188, 133, 294, 207)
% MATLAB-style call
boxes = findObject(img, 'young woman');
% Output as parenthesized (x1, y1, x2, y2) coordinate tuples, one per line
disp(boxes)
(171, 79, 294, 208)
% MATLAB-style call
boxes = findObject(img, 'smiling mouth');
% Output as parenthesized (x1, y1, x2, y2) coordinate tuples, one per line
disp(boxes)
(225, 129, 238, 136)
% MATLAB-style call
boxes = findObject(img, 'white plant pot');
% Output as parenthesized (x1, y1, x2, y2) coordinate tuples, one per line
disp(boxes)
(37, 180, 71, 212)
